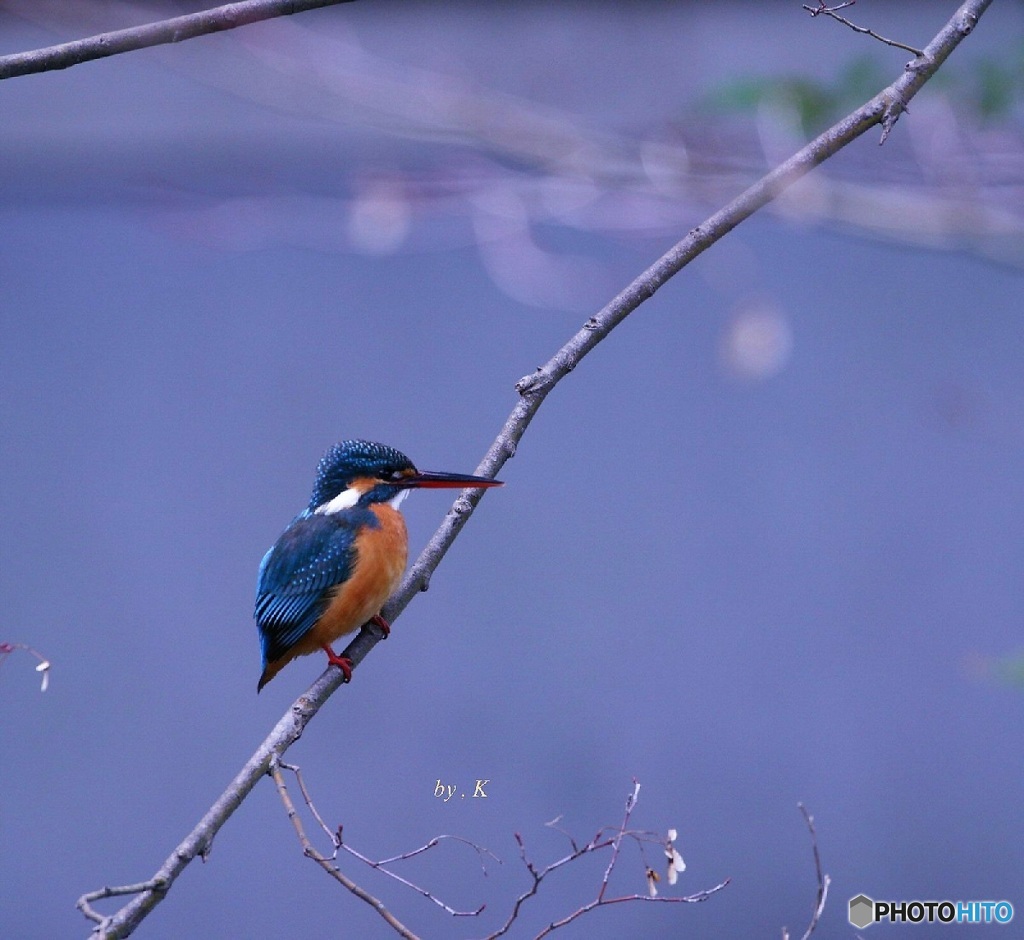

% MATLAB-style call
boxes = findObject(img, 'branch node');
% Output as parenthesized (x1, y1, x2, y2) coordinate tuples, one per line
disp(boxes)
(878, 88, 912, 145)
(515, 370, 544, 395)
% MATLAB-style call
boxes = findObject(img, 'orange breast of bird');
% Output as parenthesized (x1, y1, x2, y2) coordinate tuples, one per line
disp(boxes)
(306, 502, 409, 651)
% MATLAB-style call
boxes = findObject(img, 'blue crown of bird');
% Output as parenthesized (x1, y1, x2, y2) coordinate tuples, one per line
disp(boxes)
(255, 440, 503, 690)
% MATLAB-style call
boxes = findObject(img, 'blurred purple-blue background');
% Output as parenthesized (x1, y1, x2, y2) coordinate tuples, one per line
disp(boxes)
(2, 2, 1022, 937)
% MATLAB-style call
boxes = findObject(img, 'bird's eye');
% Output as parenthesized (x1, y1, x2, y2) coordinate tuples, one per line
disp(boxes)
(382, 469, 406, 483)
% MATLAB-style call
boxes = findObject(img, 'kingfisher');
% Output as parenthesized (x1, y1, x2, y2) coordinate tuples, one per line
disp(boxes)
(255, 440, 502, 691)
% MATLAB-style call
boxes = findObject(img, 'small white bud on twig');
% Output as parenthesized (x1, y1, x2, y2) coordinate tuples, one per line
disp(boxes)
(665, 828, 686, 884)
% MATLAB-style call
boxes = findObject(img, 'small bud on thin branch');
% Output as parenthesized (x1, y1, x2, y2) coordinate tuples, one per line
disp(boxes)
(0, 642, 52, 692)
(803, 1, 926, 57)
(485, 780, 729, 939)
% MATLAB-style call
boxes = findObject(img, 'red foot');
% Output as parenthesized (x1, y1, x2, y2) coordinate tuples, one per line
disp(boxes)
(321, 644, 353, 682)
(371, 614, 391, 638)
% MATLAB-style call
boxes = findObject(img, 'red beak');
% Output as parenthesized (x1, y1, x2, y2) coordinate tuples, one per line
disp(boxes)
(400, 470, 503, 489)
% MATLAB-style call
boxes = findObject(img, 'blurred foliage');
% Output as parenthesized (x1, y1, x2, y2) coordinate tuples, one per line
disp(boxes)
(705, 57, 886, 132)
(993, 651, 1024, 689)
(971, 51, 1024, 119)
(705, 43, 1024, 134)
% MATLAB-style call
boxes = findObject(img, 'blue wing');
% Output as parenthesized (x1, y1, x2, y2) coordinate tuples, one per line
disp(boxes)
(255, 509, 377, 666)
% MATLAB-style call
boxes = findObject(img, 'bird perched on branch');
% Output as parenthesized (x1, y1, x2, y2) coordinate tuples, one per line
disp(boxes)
(255, 440, 502, 691)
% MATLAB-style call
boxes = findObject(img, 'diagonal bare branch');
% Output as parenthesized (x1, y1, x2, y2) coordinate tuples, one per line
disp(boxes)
(0, 0, 356, 80)
(81, 1, 993, 936)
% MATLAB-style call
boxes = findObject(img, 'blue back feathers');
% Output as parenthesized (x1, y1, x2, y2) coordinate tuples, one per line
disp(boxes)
(255, 508, 381, 665)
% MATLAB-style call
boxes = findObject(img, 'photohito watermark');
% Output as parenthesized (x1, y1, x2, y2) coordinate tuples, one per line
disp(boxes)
(849, 895, 1014, 928)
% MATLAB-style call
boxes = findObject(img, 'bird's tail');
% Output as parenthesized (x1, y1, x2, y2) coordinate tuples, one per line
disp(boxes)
(256, 657, 286, 692)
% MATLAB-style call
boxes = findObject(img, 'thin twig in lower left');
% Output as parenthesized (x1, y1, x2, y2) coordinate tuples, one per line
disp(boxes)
(270, 758, 487, 933)
(269, 758, 423, 940)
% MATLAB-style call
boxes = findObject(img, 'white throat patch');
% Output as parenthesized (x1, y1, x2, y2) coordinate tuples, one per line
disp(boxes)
(314, 485, 411, 515)
(314, 486, 361, 515)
